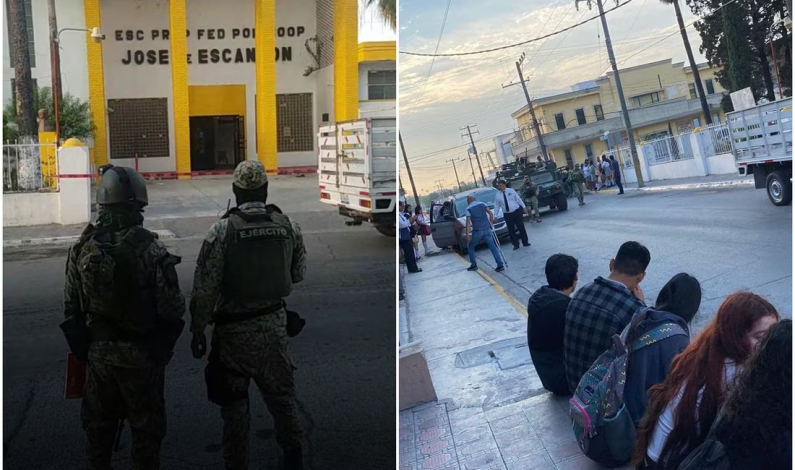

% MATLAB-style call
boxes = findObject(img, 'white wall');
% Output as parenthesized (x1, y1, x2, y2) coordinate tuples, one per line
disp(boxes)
(4, 192, 60, 226)
(358, 60, 395, 119)
(705, 153, 737, 175)
(3, 0, 89, 105)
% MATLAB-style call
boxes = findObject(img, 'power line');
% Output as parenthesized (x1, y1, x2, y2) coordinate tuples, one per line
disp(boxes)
(399, 0, 636, 57)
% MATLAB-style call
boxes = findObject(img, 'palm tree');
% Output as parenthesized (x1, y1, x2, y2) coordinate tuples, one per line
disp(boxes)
(662, 0, 713, 125)
(364, 0, 396, 31)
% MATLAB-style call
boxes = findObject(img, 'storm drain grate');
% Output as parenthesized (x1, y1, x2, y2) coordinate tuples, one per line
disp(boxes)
(455, 337, 533, 371)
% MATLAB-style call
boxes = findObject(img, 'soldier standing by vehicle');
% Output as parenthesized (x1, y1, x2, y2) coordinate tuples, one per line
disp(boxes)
(570, 164, 586, 206)
(190, 161, 307, 470)
(521, 176, 542, 223)
(62, 165, 186, 470)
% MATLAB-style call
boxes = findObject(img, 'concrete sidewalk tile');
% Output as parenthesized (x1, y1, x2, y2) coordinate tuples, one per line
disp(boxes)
(547, 441, 583, 462)
(421, 453, 456, 469)
(454, 425, 493, 445)
(490, 412, 530, 434)
(505, 448, 557, 470)
(461, 450, 504, 470)
(554, 455, 614, 470)
(456, 436, 499, 457)
(496, 435, 546, 462)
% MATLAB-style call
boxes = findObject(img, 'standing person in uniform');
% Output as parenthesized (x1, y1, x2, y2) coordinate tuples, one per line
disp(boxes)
(494, 180, 530, 250)
(521, 176, 542, 223)
(570, 163, 586, 206)
(609, 155, 625, 195)
(399, 202, 421, 273)
(190, 161, 306, 470)
(463, 195, 505, 273)
(63, 165, 186, 470)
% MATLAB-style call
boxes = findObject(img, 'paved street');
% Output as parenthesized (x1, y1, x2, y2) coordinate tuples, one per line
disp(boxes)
(469, 185, 792, 334)
(401, 184, 791, 470)
(3, 179, 396, 469)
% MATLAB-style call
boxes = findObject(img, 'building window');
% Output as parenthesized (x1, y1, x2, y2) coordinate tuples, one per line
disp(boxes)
(689, 83, 697, 100)
(705, 79, 715, 95)
(107, 98, 170, 160)
(276, 93, 314, 152)
(10, 78, 38, 100)
(554, 113, 565, 130)
(584, 143, 594, 160)
(575, 108, 586, 125)
(711, 113, 720, 125)
(594, 105, 604, 121)
(693, 117, 701, 128)
(5, 0, 35, 67)
(630, 92, 660, 108)
(564, 149, 574, 168)
(367, 70, 396, 100)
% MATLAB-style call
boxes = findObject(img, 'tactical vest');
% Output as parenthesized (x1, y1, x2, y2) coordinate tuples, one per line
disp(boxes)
(222, 209, 294, 303)
(77, 226, 158, 341)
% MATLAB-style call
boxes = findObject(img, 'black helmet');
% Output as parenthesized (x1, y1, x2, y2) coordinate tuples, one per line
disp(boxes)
(96, 165, 148, 207)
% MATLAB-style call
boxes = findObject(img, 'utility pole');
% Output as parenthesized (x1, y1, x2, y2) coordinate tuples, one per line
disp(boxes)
(511, 53, 549, 161)
(461, 125, 486, 186)
(580, 0, 644, 187)
(465, 151, 477, 187)
(47, 0, 63, 129)
(434, 180, 446, 197)
(398, 132, 421, 207)
(446, 158, 463, 192)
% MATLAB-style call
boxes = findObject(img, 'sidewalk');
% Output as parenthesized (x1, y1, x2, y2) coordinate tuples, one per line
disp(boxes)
(594, 173, 753, 194)
(400, 251, 632, 470)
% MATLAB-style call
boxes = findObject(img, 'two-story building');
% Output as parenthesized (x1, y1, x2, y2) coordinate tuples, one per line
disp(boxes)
(3, 0, 386, 176)
(510, 58, 727, 168)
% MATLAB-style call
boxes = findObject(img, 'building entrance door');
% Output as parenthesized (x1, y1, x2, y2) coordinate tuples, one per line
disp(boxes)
(189, 115, 245, 172)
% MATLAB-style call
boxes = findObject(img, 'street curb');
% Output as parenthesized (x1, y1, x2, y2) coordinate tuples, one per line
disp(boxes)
(453, 253, 528, 317)
(624, 179, 754, 192)
(3, 229, 177, 248)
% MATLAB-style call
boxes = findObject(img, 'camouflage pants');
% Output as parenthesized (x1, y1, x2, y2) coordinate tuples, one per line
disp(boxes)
(82, 360, 166, 470)
(215, 312, 303, 470)
(573, 182, 585, 204)
(529, 197, 540, 218)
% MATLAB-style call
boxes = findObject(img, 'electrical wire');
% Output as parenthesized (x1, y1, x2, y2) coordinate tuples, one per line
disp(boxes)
(399, 0, 636, 57)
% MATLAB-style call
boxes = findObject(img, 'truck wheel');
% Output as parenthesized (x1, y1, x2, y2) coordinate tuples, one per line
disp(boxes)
(374, 224, 396, 237)
(554, 193, 568, 211)
(766, 170, 792, 206)
(458, 233, 469, 255)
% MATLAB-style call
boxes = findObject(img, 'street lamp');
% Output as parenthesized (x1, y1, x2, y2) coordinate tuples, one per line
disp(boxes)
(52, 27, 105, 145)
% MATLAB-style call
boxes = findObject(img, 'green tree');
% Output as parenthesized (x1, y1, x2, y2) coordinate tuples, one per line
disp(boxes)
(3, 86, 94, 143)
(363, 0, 396, 30)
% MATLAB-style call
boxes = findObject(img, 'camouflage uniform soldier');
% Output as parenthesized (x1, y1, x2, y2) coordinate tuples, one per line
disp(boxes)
(63, 165, 185, 470)
(521, 176, 542, 223)
(190, 160, 307, 470)
(570, 164, 586, 206)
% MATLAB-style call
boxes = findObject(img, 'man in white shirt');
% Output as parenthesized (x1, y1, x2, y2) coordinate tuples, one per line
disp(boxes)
(494, 180, 530, 250)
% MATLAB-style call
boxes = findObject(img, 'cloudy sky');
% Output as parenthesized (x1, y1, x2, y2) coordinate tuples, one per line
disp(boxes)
(398, 0, 712, 194)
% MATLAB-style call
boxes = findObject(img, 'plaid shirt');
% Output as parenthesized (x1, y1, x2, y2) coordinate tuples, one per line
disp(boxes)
(564, 276, 645, 393)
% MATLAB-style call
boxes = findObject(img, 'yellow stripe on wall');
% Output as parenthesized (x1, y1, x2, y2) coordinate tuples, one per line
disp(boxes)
(255, 0, 277, 172)
(334, 0, 359, 122)
(83, 0, 107, 167)
(169, 0, 191, 179)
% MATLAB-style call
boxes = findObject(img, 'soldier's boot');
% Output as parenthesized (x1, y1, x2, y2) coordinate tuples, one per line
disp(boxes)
(283, 447, 304, 470)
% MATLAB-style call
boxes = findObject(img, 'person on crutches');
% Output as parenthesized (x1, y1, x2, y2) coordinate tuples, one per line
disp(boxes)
(464, 195, 505, 273)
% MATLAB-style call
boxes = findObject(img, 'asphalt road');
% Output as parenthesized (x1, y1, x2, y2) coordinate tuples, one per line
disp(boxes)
(462, 185, 792, 334)
(3, 209, 396, 469)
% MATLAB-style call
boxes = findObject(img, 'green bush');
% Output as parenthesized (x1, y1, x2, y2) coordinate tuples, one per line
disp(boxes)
(3, 86, 94, 142)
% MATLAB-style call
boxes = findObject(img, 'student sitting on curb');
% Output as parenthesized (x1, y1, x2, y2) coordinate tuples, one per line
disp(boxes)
(527, 254, 579, 396)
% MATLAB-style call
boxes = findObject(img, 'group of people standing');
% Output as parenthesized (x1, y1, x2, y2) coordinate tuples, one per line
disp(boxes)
(525, 241, 788, 470)
(583, 154, 625, 194)
(398, 201, 433, 276)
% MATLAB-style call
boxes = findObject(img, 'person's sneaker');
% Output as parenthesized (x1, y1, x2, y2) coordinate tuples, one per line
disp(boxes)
(495, 266, 505, 272)
(537, 219, 542, 223)
(467, 265, 478, 271)
(513, 245, 520, 250)
(522, 243, 531, 247)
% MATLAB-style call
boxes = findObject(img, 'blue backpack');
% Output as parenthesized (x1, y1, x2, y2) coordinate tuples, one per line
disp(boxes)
(569, 309, 688, 467)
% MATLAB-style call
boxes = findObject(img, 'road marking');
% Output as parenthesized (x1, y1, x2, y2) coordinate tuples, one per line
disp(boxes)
(453, 253, 528, 318)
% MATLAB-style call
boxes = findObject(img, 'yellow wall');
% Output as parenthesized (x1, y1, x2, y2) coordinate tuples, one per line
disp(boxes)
(334, 0, 359, 121)
(538, 92, 603, 131)
(170, 0, 191, 179)
(189, 85, 247, 117)
(255, 0, 277, 172)
(358, 41, 396, 62)
(83, 0, 107, 167)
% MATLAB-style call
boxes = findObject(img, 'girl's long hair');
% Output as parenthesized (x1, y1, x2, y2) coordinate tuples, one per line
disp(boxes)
(631, 292, 779, 468)
(716, 319, 791, 466)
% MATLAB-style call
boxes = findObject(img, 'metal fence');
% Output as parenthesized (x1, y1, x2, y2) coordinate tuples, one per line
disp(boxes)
(696, 123, 732, 157)
(643, 132, 695, 166)
(3, 140, 59, 192)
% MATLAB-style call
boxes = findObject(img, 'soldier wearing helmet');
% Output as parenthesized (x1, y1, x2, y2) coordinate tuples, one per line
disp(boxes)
(63, 165, 186, 469)
(190, 160, 307, 470)
(570, 163, 586, 206)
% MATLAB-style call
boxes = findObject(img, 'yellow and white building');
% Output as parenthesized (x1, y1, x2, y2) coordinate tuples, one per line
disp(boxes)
(511, 58, 727, 167)
(3, 0, 394, 176)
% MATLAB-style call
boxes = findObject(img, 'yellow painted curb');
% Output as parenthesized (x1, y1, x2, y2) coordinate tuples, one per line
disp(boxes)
(454, 253, 528, 318)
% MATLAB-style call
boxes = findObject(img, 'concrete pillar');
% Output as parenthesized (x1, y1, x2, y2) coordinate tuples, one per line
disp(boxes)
(57, 139, 92, 225)
(333, 0, 359, 121)
(169, 0, 192, 179)
(83, 0, 108, 168)
(399, 342, 437, 411)
(255, 0, 277, 172)
(691, 132, 708, 176)
(639, 143, 652, 182)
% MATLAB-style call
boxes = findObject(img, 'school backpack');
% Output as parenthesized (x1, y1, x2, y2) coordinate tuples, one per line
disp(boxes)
(569, 308, 688, 467)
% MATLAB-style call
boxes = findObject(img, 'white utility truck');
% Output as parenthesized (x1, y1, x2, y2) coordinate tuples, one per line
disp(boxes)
(730, 97, 792, 206)
(318, 118, 397, 236)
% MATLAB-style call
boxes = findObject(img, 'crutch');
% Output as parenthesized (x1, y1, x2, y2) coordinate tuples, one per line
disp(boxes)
(490, 216, 508, 268)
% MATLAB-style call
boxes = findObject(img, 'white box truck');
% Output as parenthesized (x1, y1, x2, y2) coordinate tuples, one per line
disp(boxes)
(730, 97, 792, 206)
(318, 118, 397, 236)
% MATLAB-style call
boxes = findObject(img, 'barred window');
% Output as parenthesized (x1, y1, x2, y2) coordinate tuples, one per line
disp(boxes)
(276, 93, 313, 152)
(367, 70, 396, 100)
(107, 98, 170, 160)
